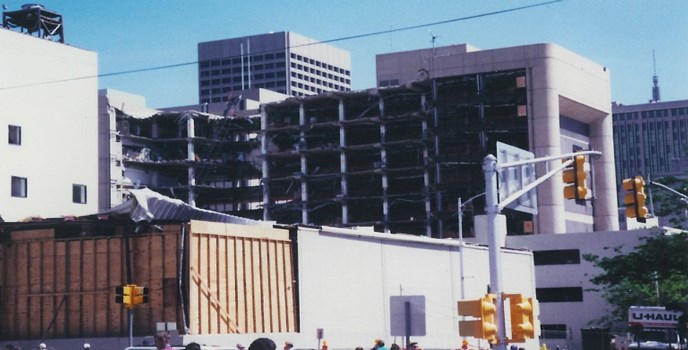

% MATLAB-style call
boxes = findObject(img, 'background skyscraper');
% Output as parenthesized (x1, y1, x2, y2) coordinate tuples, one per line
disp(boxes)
(197, 32, 351, 103)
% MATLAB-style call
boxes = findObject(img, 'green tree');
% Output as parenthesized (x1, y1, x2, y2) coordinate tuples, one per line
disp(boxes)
(649, 176, 688, 229)
(583, 232, 688, 331)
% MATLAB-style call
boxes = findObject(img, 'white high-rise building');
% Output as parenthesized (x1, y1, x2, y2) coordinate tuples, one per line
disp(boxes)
(0, 5, 98, 221)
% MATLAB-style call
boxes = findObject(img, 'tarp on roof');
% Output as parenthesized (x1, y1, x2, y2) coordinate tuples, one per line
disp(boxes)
(103, 188, 268, 226)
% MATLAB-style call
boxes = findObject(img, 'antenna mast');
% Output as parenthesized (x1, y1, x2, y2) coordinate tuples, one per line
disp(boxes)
(652, 50, 660, 102)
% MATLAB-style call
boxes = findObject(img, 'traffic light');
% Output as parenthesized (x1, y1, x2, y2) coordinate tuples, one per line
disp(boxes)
(132, 286, 149, 305)
(115, 284, 134, 306)
(458, 294, 498, 342)
(622, 176, 648, 223)
(563, 155, 588, 201)
(508, 294, 536, 342)
(115, 284, 148, 308)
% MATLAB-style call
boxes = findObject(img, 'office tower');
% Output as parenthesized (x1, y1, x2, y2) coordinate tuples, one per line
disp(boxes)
(198, 31, 351, 103)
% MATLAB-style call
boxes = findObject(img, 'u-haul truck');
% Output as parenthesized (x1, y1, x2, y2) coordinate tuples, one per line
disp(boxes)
(627, 306, 685, 350)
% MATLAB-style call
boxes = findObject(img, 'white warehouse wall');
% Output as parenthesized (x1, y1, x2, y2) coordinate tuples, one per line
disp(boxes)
(0, 29, 98, 220)
(295, 226, 539, 350)
(185, 225, 540, 350)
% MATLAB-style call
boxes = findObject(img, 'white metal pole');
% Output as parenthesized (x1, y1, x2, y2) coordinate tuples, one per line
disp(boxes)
(483, 154, 506, 350)
(458, 197, 466, 300)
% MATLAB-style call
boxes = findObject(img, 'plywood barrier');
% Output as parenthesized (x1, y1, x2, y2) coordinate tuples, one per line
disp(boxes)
(0, 220, 295, 340)
(188, 221, 296, 334)
(0, 224, 182, 340)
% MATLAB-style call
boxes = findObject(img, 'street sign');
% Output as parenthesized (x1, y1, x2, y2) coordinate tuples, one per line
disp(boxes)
(390, 295, 426, 336)
(496, 142, 538, 214)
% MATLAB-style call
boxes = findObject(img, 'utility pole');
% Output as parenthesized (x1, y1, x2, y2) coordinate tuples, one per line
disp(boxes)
(479, 149, 601, 350)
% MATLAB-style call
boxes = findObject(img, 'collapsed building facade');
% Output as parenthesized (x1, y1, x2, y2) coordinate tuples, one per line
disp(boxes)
(103, 43, 619, 238)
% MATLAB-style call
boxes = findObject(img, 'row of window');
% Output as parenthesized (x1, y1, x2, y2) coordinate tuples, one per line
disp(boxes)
(200, 61, 288, 77)
(290, 62, 350, 81)
(614, 107, 688, 122)
(290, 52, 350, 75)
(200, 71, 288, 86)
(379, 79, 400, 88)
(291, 75, 348, 91)
(290, 70, 350, 85)
(199, 52, 287, 69)
(11, 176, 88, 203)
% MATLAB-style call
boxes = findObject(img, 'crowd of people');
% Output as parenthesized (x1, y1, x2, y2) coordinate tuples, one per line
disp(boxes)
(4, 334, 421, 350)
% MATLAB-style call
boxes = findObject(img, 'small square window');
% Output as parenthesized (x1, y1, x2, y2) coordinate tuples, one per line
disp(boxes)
(72, 184, 87, 204)
(9, 125, 21, 145)
(11, 176, 27, 198)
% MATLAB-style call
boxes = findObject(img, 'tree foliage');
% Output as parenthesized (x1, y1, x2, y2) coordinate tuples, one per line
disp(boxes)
(583, 232, 688, 330)
(650, 176, 688, 229)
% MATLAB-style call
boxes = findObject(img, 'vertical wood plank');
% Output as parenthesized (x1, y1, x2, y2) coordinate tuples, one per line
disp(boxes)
(81, 239, 95, 336)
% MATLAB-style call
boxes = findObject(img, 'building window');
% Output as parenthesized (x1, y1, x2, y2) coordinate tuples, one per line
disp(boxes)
(541, 324, 568, 339)
(73, 184, 87, 204)
(536, 287, 583, 302)
(11, 176, 27, 198)
(9, 125, 21, 145)
(533, 249, 580, 265)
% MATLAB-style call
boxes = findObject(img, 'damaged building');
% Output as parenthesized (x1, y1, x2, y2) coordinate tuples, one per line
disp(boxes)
(101, 43, 618, 238)
(260, 43, 619, 237)
(99, 89, 265, 220)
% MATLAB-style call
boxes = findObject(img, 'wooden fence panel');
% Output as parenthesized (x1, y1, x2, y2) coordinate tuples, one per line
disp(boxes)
(0, 223, 182, 340)
(188, 221, 296, 335)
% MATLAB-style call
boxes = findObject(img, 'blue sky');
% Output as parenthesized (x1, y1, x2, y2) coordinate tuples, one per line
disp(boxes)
(7, 0, 687, 108)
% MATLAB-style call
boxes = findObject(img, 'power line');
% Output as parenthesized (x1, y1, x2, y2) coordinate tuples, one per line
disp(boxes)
(0, 0, 562, 91)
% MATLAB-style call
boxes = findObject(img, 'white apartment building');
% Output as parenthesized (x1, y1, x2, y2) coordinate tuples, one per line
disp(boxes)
(0, 9, 98, 221)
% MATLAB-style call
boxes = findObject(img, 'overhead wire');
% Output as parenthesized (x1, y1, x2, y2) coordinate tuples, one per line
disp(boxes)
(0, 0, 563, 91)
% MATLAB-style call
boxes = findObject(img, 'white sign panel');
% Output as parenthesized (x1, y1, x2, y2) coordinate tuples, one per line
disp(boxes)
(496, 142, 538, 214)
(390, 295, 426, 336)
(628, 306, 683, 328)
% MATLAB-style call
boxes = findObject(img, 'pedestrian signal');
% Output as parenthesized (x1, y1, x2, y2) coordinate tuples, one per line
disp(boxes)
(622, 176, 648, 223)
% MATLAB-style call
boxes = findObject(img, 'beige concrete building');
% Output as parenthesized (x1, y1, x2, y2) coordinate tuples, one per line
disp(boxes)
(376, 43, 619, 234)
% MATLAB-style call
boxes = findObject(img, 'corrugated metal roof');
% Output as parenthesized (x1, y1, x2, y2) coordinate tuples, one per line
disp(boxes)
(104, 188, 269, 226)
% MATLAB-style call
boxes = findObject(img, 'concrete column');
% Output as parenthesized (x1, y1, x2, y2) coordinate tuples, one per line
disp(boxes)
(299, 103, 308, 225)
(261, 108, 270, 221)
(339, 99, 349, 224)
(186, 114, 196, 207)
(590, 114, 620, 231)
(529, 62, 566, 234)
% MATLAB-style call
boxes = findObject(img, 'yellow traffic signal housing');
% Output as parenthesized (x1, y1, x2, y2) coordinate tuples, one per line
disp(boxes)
(115, 284, 135, 307)
(563, 155, 588, 201)
(132, 286, 149, 305)
(458, 295, 498, 342)
(508, 294, 536, 342)
(622, 176, 648, 223)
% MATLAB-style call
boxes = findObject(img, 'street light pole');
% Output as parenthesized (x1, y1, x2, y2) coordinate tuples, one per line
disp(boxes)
(483, 155, 507, 350)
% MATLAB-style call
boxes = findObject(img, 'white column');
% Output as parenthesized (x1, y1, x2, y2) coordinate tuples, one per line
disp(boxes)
(591, 114, 620, 231)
